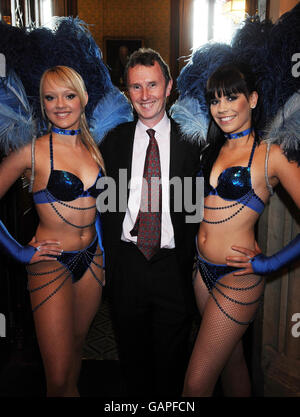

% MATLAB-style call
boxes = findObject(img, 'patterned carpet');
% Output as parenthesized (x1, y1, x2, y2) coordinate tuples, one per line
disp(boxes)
(0, 295, 123, 397)
(83, 264, 199, 361)
(0, 294, 201, 396)
(82, 295, 199, 362)
(83, 296, 119, 361)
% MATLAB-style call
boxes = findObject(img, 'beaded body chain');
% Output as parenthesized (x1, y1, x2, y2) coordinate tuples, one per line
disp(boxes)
(198, 259, 265, 325)
(45, 189, 96, 229)
(203, 137, 264, 224)
(27, 239, 103, 312)
(26, 131, 104, 313)
(203, 189, 255, 224)
(46, 133, 97, 229)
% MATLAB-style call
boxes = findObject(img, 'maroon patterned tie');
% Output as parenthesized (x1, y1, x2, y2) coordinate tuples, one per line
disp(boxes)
(130, 129, 162, 260)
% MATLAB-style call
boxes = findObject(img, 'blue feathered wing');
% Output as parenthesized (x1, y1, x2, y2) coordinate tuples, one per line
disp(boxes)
(170, 96, 209, 144)
(264, 90, 300, 164)
(0, 71, 35, 154)
(172, 3, 300, 158)
(0, 17, 133, 152)
(90, 87, 133, 144)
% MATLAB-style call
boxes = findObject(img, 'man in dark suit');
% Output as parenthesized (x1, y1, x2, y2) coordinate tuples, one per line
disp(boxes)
(99, 48, 201, 396)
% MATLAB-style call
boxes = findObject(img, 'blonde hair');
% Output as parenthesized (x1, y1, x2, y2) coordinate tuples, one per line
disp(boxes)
(40, 66, 105, 173)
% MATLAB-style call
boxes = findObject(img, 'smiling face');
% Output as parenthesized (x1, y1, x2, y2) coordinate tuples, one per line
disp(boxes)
(127, 61, 173, 128)
(209, 91, 258, 135)
(41, 76, 87, 131)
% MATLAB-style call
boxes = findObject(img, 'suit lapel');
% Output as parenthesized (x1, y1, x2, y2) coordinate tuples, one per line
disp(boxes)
(169, 119, 182, 179)
(117, 121, 136, 206)
(119, 121, 136, 182)
(169, 119, 183, 239)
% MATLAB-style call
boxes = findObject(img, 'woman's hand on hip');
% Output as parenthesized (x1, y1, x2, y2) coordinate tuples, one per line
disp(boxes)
(28, 236, 63, 263)
(226, 241, 261, 275)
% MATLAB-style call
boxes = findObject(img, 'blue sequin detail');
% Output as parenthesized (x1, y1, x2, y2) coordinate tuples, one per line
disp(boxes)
(51, 127, 81, 136)
(33, 134, 103, 204)
(204, 141, 264, 214)
(224, 127, 252, 140)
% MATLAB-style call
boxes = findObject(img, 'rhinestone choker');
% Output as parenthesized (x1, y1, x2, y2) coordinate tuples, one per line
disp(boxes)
(224, 127, 252, 140)
(51, 127, 81, 136)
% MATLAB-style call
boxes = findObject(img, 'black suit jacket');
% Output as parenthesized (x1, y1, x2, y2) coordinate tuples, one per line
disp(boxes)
(99, 117, 201, 289)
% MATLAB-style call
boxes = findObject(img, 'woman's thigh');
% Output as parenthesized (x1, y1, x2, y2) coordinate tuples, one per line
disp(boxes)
(193, 271, 210, 315)
(72, 244, 103, 342)
(27, 259, 75, 374)
(186, 271, 265, 385)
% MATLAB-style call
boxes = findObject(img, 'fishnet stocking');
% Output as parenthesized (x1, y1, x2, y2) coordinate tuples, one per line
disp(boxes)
(184, 270, 265, 396)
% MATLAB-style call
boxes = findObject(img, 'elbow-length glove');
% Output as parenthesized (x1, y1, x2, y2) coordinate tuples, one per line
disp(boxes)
(0, 219, 36, 264)
(251, 234, 300, 275)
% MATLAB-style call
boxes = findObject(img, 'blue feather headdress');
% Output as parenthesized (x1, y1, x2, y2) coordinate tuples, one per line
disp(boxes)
(264, 90, 300, 164)
(169, 96, 209, 144)
(0, 17, 133, 153)
(90, 86, 133, 144)
(171, 3, 300, 163)
(170, 43, 234, 143)
(0, 71, 35, 153)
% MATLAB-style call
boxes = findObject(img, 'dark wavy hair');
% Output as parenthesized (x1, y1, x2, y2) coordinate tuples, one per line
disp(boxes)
(124, 48, 171, 87)
(202, 63, 260, 182)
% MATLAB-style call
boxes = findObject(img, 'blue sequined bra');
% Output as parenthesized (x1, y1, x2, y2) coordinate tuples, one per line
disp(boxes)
(33, 133, 103, 205)
(203, 140, 265, 223)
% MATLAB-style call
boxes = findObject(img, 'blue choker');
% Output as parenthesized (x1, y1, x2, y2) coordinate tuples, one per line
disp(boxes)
(52, 127, 81, 136)
(224, 127, 252, 140)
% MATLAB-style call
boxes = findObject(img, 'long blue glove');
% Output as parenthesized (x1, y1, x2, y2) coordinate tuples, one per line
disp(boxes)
(251, 234, 300, 275)
(0, 219, 36, 264)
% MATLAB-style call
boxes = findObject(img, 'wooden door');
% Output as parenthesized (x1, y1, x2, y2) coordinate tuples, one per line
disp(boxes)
(252, 189, 300, 396)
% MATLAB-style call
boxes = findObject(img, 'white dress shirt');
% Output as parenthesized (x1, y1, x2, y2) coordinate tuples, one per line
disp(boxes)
(121, 113, 175, 248)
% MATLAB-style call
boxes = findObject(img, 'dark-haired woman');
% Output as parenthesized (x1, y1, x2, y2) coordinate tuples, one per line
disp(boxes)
(183, 63, 300, 396)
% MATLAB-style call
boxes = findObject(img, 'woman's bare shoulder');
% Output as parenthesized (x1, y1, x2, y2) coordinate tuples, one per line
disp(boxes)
(259, 141, 289, 167)
(35, 133, 50, 147)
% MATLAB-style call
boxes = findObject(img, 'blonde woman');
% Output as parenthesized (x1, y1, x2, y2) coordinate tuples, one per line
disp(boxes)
(0, 66, 105, 396)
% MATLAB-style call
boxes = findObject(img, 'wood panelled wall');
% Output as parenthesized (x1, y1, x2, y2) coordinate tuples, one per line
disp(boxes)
(77, 0, 171, 70)
(269, 0, 299, 21)
(250, 0, 300, 398)
(255, 191, 300, 396)
(52, 0, 77, 17)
